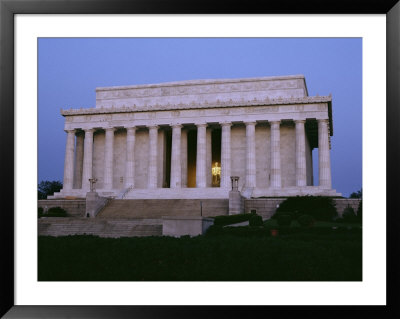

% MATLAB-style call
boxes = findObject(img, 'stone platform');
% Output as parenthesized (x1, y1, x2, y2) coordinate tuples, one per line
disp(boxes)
(97, 199, 228, 219)
(49, 186, 341, 200)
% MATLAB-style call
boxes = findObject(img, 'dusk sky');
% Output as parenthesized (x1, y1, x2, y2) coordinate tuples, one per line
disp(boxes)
(38, 38, 362, 197)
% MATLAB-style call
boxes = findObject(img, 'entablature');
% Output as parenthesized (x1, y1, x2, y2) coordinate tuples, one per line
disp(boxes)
(61, 95, 331, 116)
(63, 103, 331, 140)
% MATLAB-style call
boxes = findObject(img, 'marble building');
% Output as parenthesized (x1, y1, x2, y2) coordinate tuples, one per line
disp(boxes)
(52, 75, 341, 200)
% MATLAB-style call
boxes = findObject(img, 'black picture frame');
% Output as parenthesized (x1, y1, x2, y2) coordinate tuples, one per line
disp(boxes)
(1, 0, 399, 318)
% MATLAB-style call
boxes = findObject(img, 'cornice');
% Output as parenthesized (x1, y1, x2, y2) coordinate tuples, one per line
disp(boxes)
(61, 95, 332, 116)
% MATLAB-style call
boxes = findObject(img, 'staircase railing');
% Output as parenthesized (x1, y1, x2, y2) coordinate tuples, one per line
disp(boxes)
(117, 185, 133, 199)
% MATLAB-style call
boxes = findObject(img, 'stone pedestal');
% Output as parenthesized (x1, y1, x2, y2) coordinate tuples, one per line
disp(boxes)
(85, 191, 109, 218)
(229, 190, 244, 215)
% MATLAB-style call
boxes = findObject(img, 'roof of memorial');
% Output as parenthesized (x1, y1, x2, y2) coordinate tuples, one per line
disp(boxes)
(95, 75, 307, 91)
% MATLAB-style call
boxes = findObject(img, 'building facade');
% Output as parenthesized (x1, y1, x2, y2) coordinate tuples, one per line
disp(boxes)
(52, 75, 341, 199)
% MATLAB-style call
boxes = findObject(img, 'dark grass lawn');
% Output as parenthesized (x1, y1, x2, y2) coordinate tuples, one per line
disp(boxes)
(38, 226, 362, 281)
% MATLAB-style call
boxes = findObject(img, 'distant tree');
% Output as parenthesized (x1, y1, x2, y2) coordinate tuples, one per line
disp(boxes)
(38, 180, 63, 199)
(349, 188, 362, 199)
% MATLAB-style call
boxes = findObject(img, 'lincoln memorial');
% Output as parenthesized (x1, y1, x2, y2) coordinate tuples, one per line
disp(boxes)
(51, 75, 341, 200)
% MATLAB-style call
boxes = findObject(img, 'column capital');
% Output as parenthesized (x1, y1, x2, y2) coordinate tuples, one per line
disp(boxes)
(294, 119, 306, 124)
(269, 120, 281, 125)
(84, 128, 96, 133)
(64, 129, 76, 134)
(195, 123, 207, 128)
(244, 121, 256, 126)
(147, 125, 159, 130)
(220, 122, 232, 127)
(171, 124, 183, 129)
(125, 126, 136, 131)
(104, 127, 116, 132)
(317, 119, 329, 124)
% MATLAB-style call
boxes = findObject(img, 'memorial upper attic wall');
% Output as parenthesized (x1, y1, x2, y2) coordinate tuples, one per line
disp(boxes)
(94, 75, 309, 109)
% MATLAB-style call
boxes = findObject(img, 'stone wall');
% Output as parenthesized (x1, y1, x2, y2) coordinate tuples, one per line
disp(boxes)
(244, 198, 361, 219)
(38, 200, 86, 217)
(38, 218, 162, 238)
(334, 199, 361, 216)
(97, 199, 229, 219)
(244, 198, 284, 219)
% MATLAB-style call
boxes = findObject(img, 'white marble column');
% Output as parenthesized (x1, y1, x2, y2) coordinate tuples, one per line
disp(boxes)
(124, 127, 136, 188)
(270, 121, 282, 188)
(74, 132, 84, 189)
(103, 128, 115, 190)
(181, 128, 188, 187)
(63, 130, 76, 190)
(245, 122, 256, 188)
(220, 122, 232, 188)
(295, 120, 307, 187)
(196, 123, 207, 188)
(81, 129, 95, 191)
(148, 125, 159, 188)
(170, 124, 182, 188)
(318, 119, 332, 188)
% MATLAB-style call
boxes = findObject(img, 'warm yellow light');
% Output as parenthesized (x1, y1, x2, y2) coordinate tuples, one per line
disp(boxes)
(212, 162, 221, 176)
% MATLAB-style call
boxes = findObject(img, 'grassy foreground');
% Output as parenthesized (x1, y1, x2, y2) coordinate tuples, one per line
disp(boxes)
(38, 227, 361, 281)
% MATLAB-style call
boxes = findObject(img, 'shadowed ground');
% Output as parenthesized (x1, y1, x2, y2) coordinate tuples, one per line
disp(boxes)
(38, 226, 361, 281)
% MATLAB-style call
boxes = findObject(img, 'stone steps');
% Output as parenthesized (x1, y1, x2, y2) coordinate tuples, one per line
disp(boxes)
(124, 188, 230, 199)
(38, 218, 163, 238)
(97, 199, 228, 219)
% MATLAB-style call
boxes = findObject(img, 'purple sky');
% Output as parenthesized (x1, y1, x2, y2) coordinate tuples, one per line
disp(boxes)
(38, 38, 362, 197)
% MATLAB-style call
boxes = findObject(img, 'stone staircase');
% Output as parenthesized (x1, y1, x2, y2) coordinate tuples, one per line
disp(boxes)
(123, 187, 230, 199)
(38, 217, 163, 238)
(96, 199, 229, 219)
